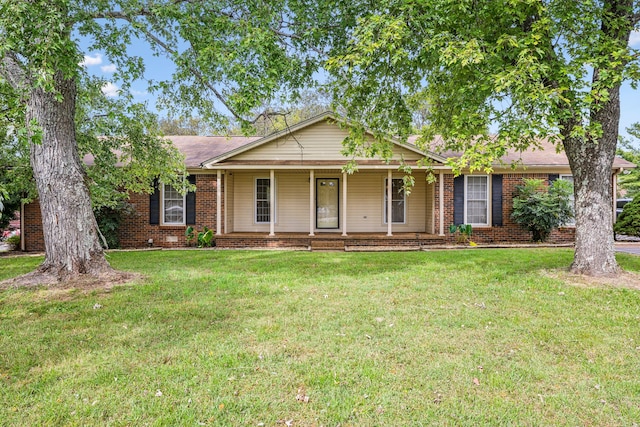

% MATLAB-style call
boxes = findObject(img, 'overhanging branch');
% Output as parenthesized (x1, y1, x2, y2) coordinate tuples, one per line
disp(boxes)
(0, 53, 29, 90)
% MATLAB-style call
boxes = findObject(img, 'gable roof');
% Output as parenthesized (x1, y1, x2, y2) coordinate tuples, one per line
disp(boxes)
(199, 112, 448, 167)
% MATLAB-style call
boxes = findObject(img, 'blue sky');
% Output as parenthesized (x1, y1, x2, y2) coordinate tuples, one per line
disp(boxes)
(80, 31, 640, 140)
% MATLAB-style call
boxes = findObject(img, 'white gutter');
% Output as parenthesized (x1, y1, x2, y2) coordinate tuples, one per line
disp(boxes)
(207, 164, 454, 171)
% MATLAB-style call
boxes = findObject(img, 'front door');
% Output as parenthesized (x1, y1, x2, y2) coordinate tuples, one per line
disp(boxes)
(316, 178, 339, 229)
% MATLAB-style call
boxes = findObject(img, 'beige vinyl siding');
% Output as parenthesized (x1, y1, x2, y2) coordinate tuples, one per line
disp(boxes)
(231, 170, 429, 233)
(232, 171, 310, 232)
(232, 121, 424, 162)
(275, 172, 310, 232)
(226, 173, 234, 233)
(345, 172, 382, 232)
(425, 180, 434, 234)
(346, 171, 427, 233)
(233, 172, 269, 232)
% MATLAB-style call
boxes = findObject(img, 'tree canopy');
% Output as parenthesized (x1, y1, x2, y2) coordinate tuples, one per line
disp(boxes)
(0, 0, 336, 282)
(323, 0, 640, 276)
(1, 0, 638, 280)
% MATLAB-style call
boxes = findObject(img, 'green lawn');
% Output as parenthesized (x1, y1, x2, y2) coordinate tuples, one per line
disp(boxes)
(1, 249, 640, 426)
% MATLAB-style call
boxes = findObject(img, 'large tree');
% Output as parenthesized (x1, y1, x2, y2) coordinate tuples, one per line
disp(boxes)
(0, 0, 335, 283)
(324, 0, 640, 276)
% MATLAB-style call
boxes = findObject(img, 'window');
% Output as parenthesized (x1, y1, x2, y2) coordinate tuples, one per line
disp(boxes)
(163, 183, 185, 225)
(255, 178, 272, 223)
(465, 176, 489, 225)
(384, 178, 406, 224)
(560, 174, 575, 226)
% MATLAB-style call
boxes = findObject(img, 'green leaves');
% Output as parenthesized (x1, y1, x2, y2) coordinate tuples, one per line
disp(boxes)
(324, 0, 638, 174)
(511, 178, 574, 242)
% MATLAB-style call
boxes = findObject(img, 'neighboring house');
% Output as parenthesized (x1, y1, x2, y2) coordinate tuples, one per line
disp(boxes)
(21, 112, 635, 251)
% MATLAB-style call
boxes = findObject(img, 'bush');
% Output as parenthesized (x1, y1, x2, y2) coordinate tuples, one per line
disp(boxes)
(5, 234, 20, 246)
(511, 178, 574, 242)
(185, 226, 215, 248)
(94, 202, 134, 249)
(614, 195, 640, 237)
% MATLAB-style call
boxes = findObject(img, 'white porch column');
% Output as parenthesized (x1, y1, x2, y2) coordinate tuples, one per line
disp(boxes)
(342, 172, 348, 236)
(309, 170, 315, 236)
(612, 171, 618, 225)
(216, 170, 222, 235)
(387, 169, 393, 236)
(269, 169, 275, 236)
(439, 171, 445, 236)
(20, 201, 25, 251)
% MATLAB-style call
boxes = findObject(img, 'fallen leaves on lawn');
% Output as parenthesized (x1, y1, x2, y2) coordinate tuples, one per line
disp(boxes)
(296, 387, 310, 403)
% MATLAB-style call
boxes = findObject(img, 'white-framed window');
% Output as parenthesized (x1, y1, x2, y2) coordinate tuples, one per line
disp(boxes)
(255, 178, 273, 223)
(163, 183, 185, 225)
(465, 175, 489, 226)
(560, 174, 575, 226)
(384, 178, 406, 224)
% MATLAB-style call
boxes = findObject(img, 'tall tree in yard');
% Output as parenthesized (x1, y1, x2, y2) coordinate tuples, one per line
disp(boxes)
(0, 0, 326, 283)
(325, 0, 640, 276)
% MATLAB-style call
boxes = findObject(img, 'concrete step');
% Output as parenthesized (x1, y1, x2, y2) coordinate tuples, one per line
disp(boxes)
(310, 240, 346, 250)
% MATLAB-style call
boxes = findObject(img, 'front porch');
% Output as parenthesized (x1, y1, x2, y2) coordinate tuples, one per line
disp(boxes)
(215, 232, 447, 251)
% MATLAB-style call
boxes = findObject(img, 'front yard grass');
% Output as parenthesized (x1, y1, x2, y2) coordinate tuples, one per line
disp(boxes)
(1, 248, 640, 426)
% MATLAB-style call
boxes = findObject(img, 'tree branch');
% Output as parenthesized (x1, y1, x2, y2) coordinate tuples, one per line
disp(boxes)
(0, 53, 28, 90)
(248, 110, 291, 125)
(85, 0, 196, 20)
(116, 16, 247, 120)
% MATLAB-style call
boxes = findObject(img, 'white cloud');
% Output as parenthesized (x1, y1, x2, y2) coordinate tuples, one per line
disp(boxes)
(101, 82, 120, 97)
(100, 64, 117, 73)
(131, 89, 148, 97)
(630, 31, 640, 47)
(80, 54, 103, 67)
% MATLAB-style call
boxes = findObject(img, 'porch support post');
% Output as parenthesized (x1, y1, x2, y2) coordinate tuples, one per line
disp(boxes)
(439, 171, 445, 236)
(387, 169, 393, 236)
(216, 169, 222, 235)
(309, 170, 315, 236)
(269, 169, 275, 236)
(342, 171, 348, 236)
(612, 171, 618, 225)
(20, 201, 25, 251)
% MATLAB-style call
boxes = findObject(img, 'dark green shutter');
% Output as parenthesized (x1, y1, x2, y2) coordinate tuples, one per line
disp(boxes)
(453, 175, 464, 225)
(149, 179, 160, 225)
(491, 174, 503, 227)
(186, 175, 196, 225)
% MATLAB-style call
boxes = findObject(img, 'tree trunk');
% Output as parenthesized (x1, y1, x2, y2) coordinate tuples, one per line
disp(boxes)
(563, 76, 622, 276)
(564, 134, 619, 277)
(561, 0, 632, 277)
(27, 72, 113, 279)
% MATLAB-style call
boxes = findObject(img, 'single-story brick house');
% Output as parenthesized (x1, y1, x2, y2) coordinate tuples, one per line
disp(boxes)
(21, 112, 635, 251)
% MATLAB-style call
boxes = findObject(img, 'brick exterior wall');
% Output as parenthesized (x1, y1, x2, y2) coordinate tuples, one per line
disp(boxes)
(22, 172, 578, 251)
(23, 200, 45, 252)
(119, 174, 220, 248)
(22, 174, 221, 251)
(441, 173, 575, 244)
